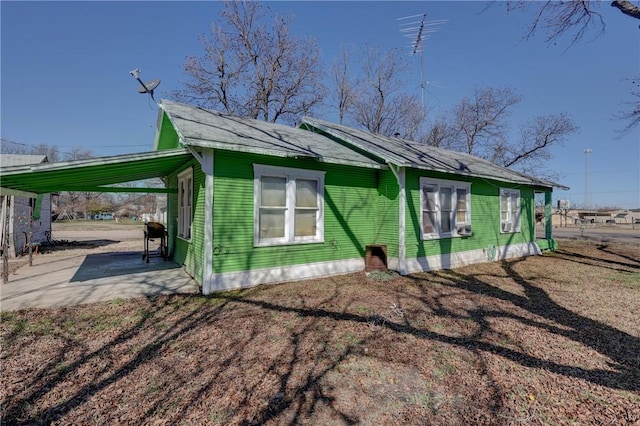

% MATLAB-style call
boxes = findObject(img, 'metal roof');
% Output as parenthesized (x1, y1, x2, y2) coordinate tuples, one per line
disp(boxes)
(301, 117, 567, 190)
(0, 149, 192, 195)
(160, 100, 385, 170)
(0, 154, 48, 167)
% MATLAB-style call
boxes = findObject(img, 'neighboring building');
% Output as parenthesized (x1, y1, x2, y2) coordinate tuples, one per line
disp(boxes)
(0, 155, 52, 257)
(0, 101, 564, 292)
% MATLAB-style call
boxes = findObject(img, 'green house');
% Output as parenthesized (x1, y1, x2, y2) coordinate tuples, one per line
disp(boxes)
(156, 101, 560, 293)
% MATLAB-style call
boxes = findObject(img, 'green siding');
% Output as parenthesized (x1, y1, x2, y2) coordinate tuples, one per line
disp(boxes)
(212, 151, 381, 274)
(156, 113, 181, 151)
(167, 159, 205, 284)
(405, 168, 537, 260)
(373, 169, 399, 258)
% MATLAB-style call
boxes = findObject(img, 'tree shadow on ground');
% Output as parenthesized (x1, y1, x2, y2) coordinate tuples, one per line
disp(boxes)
(2, 243, 639, 425)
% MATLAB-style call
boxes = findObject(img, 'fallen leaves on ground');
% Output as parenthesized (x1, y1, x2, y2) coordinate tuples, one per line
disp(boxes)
(1, 240, 639, 425)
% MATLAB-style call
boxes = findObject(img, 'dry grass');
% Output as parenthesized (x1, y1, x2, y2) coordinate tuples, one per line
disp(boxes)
(1, 240, 639, 425)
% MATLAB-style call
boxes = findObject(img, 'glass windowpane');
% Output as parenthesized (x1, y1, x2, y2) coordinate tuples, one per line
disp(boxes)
(441, 214, 451, 233)
(259, 209, 285, 238)
(261, 177, 286, 207)
(294, 210, 316, 236)
(296, 179, 317, 208)
(423, 185, 437, 210)
(456, 188, 467, 223)
(423, 211, 436, 234)
(440, 187, 452, 210)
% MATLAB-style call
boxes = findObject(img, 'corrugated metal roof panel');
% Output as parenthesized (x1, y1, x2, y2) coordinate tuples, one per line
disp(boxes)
(160, 100, 385, 170)
(0, 149, 192, 194)
(301, 116, 566, 189)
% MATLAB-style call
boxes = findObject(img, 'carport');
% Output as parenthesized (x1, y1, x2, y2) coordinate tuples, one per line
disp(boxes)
(0, 148, 194, 289)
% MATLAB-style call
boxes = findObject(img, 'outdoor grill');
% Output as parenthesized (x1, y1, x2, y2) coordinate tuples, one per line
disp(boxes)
(143, 222, 167, 263)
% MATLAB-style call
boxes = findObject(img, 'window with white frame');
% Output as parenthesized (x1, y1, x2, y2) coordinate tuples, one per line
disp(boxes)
(253, 164, 325, 246)
(178, 168, 193, 240)
(500, 188, 521, 233)
(420, 177, 471, 239)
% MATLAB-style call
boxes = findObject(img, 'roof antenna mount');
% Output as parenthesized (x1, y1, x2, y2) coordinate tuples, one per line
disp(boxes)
(129, 68, 161, 103)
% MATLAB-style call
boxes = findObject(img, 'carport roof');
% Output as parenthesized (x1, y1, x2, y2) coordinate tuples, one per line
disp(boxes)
(0, 148, 193, 195)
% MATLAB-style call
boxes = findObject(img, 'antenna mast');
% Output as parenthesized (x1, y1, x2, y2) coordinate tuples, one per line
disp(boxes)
(397, 14, 447, 108)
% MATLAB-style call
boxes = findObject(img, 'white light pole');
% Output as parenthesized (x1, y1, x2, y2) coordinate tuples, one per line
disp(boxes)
(584, 148, 592, 210)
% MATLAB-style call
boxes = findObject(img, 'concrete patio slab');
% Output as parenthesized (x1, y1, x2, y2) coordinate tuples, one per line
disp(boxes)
(1, 251, 199, 311)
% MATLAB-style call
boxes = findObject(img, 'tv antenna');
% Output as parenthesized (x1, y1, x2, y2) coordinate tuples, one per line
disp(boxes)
(397, 14, 447, 108)
(129, 68, 161, 103)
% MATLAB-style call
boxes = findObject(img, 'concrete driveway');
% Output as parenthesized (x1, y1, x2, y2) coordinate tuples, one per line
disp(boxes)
(1, 251, 199, 311)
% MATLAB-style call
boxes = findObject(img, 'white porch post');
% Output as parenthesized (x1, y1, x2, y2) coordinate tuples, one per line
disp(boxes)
(202, 150, 214, 294)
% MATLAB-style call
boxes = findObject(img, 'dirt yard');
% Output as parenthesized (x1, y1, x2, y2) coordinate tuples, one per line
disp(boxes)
(1, 233, 639, 424)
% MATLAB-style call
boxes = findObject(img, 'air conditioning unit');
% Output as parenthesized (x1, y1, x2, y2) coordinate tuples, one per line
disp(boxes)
(457, 224, 472, 236)
(501, 222, 513, 233)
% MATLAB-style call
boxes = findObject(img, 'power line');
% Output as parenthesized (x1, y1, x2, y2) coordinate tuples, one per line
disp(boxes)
(0, 138, 150, 159)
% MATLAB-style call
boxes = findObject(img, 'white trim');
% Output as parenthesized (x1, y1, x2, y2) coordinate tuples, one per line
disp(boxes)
(200, 242, 542, 294)
(252, 164, 325, 247)
(204, 257, 364, 293)
(177, 167, 193, 240)
(500, 188, 521, 234)
(389, 165, 407, 275)
(202, 150, 214, 290)
(419, 177, 471, 240)
(403, 242, 541, 274)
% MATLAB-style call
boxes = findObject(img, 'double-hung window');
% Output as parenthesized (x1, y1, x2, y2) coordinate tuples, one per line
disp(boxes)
(500, 188, 521, 233)
(178, 168, 193, 240)
(254, 165, 324, 246)
(420, 178, 471, 239)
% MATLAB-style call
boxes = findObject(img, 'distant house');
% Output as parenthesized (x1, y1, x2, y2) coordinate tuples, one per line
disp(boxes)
(0, 155, 52, 257)
(0, 101, 563, 292)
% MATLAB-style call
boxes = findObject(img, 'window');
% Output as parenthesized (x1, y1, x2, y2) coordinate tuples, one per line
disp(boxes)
(500, 188, 521, 233)
(178, 168, 193, 240)
(420, 178, 471, 239)
(254, 165, 324, 246)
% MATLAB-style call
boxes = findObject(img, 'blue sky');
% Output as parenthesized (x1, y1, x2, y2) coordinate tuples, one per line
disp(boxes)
(1, 1, 638, 209)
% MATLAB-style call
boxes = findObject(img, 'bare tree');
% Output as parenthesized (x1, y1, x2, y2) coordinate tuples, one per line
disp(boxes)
(0, 139, 59, 162)
(330, 46, 357, 125)
(614, 76, 640, 134)
(426, 87, 578, 179)
(175, 1, 325, 124)
(449, 87, 521, 157)
(508, 0, 639, 46)
(332, 46, 426, 138)
(65, 147, 93, 161)
(499, 113, 578, 178)
(506, 1, 640, 131)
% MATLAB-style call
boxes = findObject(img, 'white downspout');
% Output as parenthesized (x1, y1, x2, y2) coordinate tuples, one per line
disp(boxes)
(388, 164, 407, 275)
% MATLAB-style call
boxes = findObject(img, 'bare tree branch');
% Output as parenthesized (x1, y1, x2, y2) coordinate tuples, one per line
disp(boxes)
(610, 0, 640, 20)
(614, 76, 640, 135)
(507, 1, 606, 46)
(174, 1, 325, 124)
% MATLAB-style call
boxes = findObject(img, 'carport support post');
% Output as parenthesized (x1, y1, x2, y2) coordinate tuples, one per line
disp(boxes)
(2, 196, 9, 283)
(28, 203, 33, 267)
(545, 191, 552, 240)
